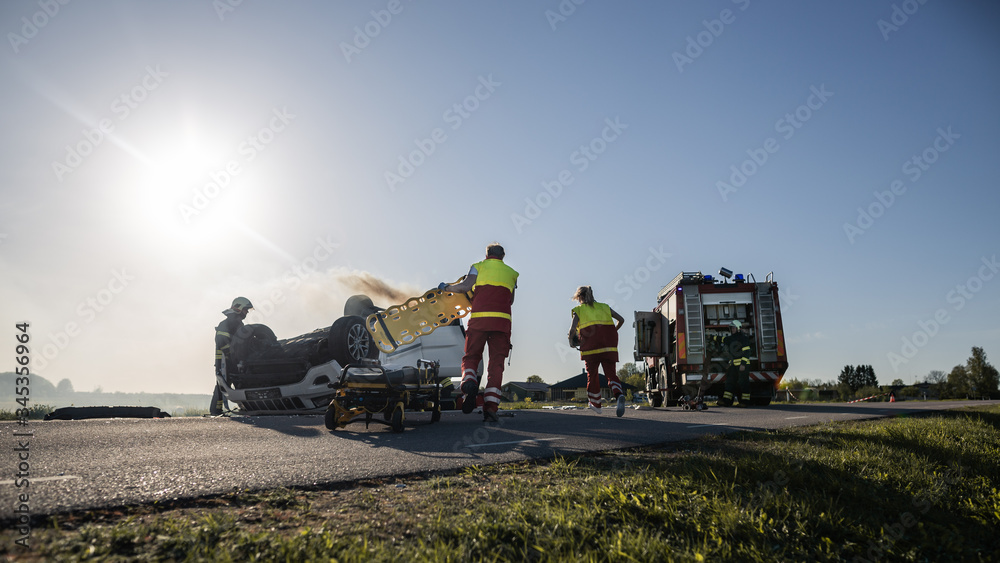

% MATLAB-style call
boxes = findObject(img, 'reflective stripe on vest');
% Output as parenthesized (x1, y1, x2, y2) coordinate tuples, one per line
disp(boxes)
(470, 258, 518, 320)
(573, 302, 614, 330)
(573, 302, 617, 356)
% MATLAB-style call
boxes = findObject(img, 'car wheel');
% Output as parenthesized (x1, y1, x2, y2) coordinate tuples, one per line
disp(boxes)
(329, 315, 379, 366)
(344, 295, 383, 318)
(431, 390, 442, 423)
(390, 403, 404, 433)
(231, 324, 282, 363)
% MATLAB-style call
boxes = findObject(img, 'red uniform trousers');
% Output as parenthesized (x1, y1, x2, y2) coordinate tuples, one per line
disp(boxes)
(461, 328, 510, 414)
(583, 352, 622, 409)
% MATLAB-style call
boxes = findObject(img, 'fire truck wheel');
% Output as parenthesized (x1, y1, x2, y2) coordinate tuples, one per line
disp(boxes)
(648, 392, 663, 408)
(329, 315, 379, 366)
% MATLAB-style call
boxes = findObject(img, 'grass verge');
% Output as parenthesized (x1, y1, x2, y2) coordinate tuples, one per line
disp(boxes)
(3, 406, 999, 562)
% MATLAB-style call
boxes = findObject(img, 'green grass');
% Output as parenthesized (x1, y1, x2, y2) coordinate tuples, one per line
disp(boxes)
(3, 406, 999, 562)
(0, 404, 53, 421)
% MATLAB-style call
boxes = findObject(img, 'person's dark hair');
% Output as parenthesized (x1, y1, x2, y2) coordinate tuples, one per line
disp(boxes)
(573, 286, 595, 306)
(486, 243, 504, 259)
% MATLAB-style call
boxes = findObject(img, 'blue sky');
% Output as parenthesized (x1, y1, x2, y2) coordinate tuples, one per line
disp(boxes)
(1, 1, 998, 394)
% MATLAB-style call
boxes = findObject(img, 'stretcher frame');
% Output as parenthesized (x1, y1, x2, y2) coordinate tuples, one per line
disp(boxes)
(324, 358, 443, 433)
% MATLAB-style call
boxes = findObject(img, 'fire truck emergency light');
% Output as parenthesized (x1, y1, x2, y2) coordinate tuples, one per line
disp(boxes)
(735, 274, 744, 281)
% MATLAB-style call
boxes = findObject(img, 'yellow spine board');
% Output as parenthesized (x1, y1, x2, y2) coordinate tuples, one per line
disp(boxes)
(365, 280, 473, 353)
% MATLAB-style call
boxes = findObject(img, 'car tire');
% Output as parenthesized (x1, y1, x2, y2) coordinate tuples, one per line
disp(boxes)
(390, 403, 404, 433)
(231, 324, 282, 363)
(431, 389, 442, 423)
(329, 315, 379, 366)
(343, 295, 383, 318)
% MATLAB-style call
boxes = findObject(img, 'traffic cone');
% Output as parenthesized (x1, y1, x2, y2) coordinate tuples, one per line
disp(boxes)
(889, 394, 895, 402)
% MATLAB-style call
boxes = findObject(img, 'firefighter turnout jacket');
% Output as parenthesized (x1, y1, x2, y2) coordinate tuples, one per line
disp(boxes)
(215, 314, 244, 372)
(724, 331, 753, 367)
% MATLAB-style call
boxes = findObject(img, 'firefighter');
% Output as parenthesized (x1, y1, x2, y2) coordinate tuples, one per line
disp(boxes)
(716, 319, 753, 407)
(568, 286, 627, 416)
(211, 297, 253, 415)
(438, 243, 518, 424)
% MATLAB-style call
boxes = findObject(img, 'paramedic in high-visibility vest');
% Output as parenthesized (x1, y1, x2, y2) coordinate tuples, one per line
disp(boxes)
(717, 319, 753, 407)
(438, 243, 518, 424)
(212, 297, 254, 415)
(568, 286, 627, 417)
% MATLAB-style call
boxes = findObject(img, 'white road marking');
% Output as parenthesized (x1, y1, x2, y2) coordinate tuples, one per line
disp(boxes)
(0, 475, 80, 486)
(686, 423, 733, 428)
(785, 416, 809, 420)
(464, 437, 565, 449)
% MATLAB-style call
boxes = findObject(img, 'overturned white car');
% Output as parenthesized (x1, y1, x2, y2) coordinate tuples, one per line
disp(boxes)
(216, 295, 473, 415)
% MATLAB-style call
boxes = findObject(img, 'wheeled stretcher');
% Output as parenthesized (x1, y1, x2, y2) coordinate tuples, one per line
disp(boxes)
(324, 358, 444, 433)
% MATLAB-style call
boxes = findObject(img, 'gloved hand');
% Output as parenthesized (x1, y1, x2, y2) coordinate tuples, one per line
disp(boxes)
(437, 282, 449, 291)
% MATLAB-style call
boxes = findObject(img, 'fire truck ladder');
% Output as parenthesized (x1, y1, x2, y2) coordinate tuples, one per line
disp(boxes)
(757, 286, 777, 351)
(684, 291, 704, 354)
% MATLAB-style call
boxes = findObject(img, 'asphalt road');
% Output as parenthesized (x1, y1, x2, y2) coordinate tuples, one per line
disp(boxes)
(2, 400, 995, 520)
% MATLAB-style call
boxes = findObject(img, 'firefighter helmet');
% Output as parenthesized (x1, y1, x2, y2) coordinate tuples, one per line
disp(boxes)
(731, 319, 742, 329)
(223, 297, 254, 315)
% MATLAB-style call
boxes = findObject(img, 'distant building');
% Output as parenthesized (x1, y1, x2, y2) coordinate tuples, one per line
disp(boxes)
(501, 381, 550, 402)
(549, 370, 638, 402)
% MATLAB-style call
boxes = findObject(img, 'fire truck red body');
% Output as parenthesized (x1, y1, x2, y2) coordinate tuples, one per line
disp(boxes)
(634, 270, 788, 407)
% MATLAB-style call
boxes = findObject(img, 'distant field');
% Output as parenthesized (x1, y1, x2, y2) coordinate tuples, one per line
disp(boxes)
(3, 405, 997, 562)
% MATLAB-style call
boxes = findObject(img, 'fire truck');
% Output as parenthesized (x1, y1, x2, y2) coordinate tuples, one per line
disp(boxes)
(633, 269, 788, 407)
